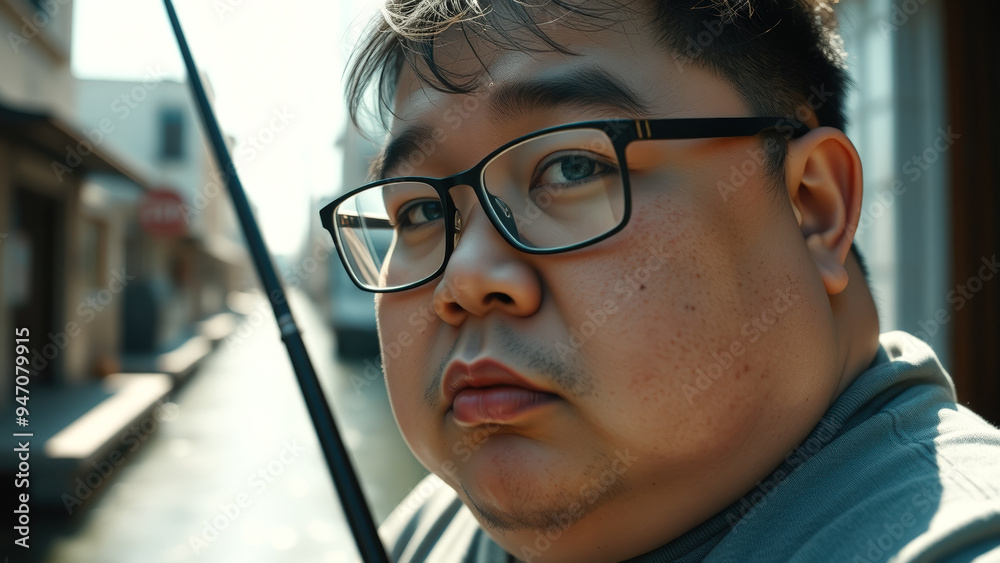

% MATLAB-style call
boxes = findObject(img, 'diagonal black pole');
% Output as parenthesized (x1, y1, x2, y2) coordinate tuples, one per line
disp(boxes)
(161, 2, 389, 561)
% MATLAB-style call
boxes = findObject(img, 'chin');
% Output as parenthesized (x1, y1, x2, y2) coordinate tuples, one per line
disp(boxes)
(461, 480, 576, 534)
(454, 437, 630, 536)
(460, 434, 555, 496)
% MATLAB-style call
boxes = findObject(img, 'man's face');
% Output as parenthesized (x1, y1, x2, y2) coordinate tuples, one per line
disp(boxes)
(374, 7, 841, 559)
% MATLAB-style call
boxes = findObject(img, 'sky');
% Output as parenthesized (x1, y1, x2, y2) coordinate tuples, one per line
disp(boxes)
(71, 0, 382, 255)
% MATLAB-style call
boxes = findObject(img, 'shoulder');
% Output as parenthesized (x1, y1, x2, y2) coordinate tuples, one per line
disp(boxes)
(826, 395, 1000, 563)
(379, 474, 509, 563)
(878, 333, 1000, 561)
(712, 331, 1000, 562)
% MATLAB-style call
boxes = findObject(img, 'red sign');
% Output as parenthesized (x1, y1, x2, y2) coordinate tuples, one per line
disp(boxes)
(138, 189, 187, 238)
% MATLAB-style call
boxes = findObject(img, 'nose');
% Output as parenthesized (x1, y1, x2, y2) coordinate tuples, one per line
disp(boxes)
(432, 199, 542, 326)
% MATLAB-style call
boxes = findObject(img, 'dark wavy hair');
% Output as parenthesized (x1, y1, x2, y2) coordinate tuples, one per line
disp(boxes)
(346, 0, 851, 131)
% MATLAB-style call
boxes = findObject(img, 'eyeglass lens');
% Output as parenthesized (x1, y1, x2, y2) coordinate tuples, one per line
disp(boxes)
(332, 127, 626, 290)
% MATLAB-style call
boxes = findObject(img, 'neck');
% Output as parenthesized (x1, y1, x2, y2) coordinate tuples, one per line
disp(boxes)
(830, 251, 881, 397)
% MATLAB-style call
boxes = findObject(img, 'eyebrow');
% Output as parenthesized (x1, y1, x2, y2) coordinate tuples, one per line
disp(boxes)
(376, 68, 652, 179)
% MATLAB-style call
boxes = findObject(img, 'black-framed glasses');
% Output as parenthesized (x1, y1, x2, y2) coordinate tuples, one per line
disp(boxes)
(320, 117, 809, 292)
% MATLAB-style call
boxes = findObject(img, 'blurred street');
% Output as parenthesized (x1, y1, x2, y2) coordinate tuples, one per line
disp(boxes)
(39, 290, 427, 563)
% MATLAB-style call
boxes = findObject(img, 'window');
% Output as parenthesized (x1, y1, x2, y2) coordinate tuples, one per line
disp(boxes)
(160, 108, 185, 161)
(837, 0, 951, 365)
(80, 218, 107, 290)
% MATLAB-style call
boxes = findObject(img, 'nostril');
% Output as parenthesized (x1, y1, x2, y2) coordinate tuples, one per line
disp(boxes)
(486, 292, 513, 305)
(444, 301, 463, 314)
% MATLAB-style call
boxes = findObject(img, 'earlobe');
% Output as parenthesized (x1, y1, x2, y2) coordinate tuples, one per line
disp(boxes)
(785, 127, 864, 295)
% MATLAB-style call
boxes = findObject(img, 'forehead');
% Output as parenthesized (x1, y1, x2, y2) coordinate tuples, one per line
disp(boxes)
(381, 5, 748, 176)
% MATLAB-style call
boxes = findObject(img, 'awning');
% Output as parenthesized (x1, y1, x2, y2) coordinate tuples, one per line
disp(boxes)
(0, 97, 151, 190)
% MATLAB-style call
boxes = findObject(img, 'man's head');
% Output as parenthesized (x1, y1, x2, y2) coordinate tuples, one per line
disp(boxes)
(340, 1, 879, 560)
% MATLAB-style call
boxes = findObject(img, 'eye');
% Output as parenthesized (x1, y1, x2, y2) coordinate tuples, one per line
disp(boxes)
(532, 152, 616, 190)
(396, 199, 443, 229)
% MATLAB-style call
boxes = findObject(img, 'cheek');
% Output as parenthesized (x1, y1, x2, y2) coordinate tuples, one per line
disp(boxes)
(377, 296, 434, 365)
(375, 293, 440, 457)
(557, 193, 782, 457)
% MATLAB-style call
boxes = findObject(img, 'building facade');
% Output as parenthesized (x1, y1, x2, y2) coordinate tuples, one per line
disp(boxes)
(0, 0, 150, 397)
(2, 0, 250, 396)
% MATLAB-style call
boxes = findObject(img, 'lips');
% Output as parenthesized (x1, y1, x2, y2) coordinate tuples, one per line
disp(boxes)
(443, 359, 559, 426)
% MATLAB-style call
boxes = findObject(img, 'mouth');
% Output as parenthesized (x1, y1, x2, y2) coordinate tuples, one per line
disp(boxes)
(444, 359, 560, 427)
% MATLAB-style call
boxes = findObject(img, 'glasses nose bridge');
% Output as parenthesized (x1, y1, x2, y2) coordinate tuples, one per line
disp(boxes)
(437, 167, 500, 247)
(438, 167, 484, 199)
(438, 166, 525, 256)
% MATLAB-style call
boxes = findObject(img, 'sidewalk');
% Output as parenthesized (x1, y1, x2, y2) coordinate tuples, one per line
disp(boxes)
(37, 290, 427, 563)
(1, 313, 233, 511)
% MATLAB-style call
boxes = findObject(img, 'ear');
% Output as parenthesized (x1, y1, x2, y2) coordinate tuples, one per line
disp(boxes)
(785, 127, 864, 295)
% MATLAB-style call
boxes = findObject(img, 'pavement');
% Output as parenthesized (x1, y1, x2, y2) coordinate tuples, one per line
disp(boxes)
(35, 290, 428, 563)
(2, 310, 239, 512)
